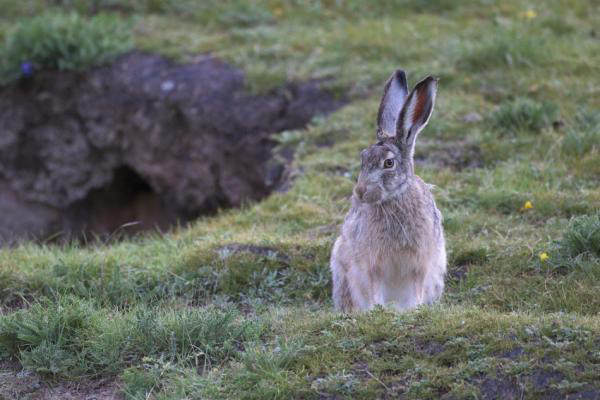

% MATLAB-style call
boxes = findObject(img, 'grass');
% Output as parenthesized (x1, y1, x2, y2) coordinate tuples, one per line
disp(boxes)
(0, 0, 599, 398)
(0, 297, 263, 378)
(0, 12, 131, 84)
(547, 211, 600, 271)
(561, 109, 600, 157)
(489, 98, 558, 136)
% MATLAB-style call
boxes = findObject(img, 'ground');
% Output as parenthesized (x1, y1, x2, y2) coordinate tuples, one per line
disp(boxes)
(0, 0, 599, 399)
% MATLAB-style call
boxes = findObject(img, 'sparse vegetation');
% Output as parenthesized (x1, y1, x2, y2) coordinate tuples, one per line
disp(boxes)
(490, 98, 558, 135)
(0, 0, 599, 398)
(0, 297, 263, 379)
(562, 110, 600, 156)
(459, 30, 551, 72)
(547, 212, 600, 271)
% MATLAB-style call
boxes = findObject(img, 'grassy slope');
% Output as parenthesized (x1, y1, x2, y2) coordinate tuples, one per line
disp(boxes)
(1, 0, 599, 398)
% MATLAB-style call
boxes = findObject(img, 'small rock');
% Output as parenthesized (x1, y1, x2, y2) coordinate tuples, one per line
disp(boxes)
(216, 244, 290, 263)
(160, 80, 175, 92)
(461, 112, 483, 123)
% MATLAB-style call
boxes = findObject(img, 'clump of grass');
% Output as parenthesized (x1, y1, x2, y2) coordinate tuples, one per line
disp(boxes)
(539, 15, 577, 36)
(553, 212, 600, 263)
(451, 246, 488, 266)
(121, 358, 178, 400)
(490, 98, 558, 135)
(475, 189, 526, 214)
(561, 110, 600, 156)
(0, 296, 97, 376)
(460, 30, 549, 71)
(0, 12, 131, 84)
(221, 338, 310, 399)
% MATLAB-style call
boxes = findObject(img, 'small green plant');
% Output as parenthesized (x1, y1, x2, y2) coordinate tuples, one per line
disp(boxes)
(490, 98, 558, 135)
(561, 110, 600, 156)
(121, 366, 159, 400)
(216, 338, 310, 399)
(121, 357, 176, 400)
(541, 212, 600, 271)
(554, 212, 600, 261)
(452, 246, 489, 266)
(460, 30, 549, 71)
(0, 296, 97, 376)
(0, 12, 131, 85)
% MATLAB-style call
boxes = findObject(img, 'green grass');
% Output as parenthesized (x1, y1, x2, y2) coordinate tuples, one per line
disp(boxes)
(0, 12, 132, 84)
(0, 296, 264, 378)
(489, 98, 558, 136)
(561, 109, 600, 157)
(0, 0, 599, 398)
(547, 211, 600, 271)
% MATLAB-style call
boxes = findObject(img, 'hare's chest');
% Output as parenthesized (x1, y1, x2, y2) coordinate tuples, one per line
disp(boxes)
(374, 247, 422, 278)
(352, 238, 421, 279)
(364, 248, 426, 309)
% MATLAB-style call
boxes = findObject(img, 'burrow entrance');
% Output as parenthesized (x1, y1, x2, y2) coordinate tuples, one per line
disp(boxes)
(65, 166, 178, 239)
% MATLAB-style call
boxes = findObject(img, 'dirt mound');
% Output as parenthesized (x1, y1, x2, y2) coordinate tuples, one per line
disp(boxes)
(0, 53, 344, 244)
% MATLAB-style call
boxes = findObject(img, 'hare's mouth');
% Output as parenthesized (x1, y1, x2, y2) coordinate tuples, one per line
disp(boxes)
(354, 186, 383, 204)
(363, 190, 382, 204)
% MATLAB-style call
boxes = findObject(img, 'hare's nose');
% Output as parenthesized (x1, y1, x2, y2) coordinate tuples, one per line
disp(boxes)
(354, 184, 366, 201)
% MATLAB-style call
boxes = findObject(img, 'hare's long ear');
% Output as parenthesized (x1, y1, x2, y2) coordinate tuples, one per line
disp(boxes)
(396, 76, 437, 156)
(376, 70, 408, 141)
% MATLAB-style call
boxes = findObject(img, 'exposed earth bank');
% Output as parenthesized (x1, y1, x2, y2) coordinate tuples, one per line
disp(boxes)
(0, 53, 343, 244)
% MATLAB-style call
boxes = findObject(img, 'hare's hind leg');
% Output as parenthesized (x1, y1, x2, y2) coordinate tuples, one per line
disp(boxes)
(332, 269, 355, 312)
(332, 262, 373, 312)
(331, 237, 354, 312)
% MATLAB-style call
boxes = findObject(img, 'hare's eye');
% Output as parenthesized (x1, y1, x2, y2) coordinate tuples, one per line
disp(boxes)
(383, 159, 394, 169)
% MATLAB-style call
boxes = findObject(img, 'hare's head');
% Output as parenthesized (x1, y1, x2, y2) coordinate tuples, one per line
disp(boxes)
(354, 70, 437, 204)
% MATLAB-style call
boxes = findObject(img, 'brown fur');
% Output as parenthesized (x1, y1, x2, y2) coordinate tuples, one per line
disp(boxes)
(413, 87, 428, 124)
(337, 276, 355, 311)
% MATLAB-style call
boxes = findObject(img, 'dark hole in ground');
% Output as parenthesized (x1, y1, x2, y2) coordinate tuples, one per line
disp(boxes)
(65, 166, 179, 240)
(0, 52, 345, 245)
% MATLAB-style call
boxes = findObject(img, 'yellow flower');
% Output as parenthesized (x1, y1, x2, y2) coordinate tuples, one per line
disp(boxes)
(520, 201, 533, 211)
(273, 7, 284, 17)
(539, 252, 549, 262)
(523, 9, 537, 19)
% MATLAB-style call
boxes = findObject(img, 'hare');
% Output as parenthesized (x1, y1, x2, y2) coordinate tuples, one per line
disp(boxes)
(330, 70, 446, 312)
